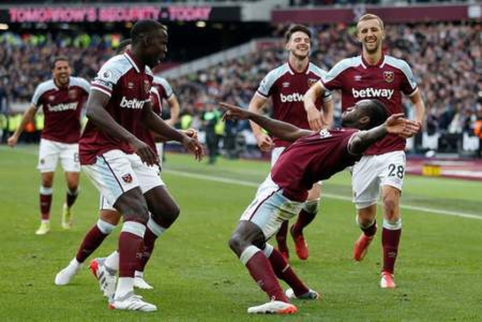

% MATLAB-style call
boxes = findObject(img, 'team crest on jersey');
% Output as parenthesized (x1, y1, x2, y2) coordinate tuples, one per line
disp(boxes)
(383, 71, 394, 83)
(122, 173, 133, 183)
(68, 89, 77, 100)
(307, 78, 318, 88)
(143, 80, 150, 94)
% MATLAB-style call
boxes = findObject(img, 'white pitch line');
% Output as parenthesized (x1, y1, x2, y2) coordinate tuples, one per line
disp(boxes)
(3, 147, 480, 221)
(165, 169, 482, 221)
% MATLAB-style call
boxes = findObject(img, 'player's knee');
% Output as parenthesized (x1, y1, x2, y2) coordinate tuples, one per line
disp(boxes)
(303, 199, 319, 214)
(228, 234, 244, 254)
(165, 204, 180, 225)
(228, 230, 253, 254)
(382, 197, 398, 218)
(119, 200, 149, 224)
(149, 203, 180, 228)
(356, 215, 376, 229)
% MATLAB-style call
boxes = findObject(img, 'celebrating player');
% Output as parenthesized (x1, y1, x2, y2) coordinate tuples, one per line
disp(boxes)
(248, 24, 333, 261)
(221, 100, 418, 314)
(304, 13, 425, 288)
(78, 20, 203, 312)
(8, 57, 89, 235)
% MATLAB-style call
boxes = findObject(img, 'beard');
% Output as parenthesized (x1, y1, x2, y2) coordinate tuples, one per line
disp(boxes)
(363, 41, 380, 55)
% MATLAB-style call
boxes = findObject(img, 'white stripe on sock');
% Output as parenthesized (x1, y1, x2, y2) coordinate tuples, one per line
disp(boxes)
(121, 221, 146, 238)
(146, 217, 166, 237)
(239, 245, 261, 265)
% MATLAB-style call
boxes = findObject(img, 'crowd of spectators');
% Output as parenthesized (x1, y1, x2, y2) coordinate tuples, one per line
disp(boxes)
(1, 21, 481, 155)
(169, 22, 482, 144)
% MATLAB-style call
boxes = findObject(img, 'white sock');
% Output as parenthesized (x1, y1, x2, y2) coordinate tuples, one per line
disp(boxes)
(115, 277, 134, 300)
(134, 270, 144, 278)
(41, 219, 50, 224)
(105, 251, 119, 271)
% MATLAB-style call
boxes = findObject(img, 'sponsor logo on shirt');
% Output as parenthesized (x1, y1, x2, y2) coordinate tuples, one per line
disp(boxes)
(352, 88, 394, 100)
(280, 92, 304, 103)
(120, 97, 148, 109)
(47, 102, 78, 112)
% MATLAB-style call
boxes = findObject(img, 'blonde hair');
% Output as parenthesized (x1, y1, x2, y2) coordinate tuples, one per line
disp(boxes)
(357, 13, 384, 30)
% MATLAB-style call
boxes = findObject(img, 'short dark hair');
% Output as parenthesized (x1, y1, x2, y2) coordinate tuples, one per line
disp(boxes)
(131, 20, 167, 45)
(357, 13, 384, 30)
(364, 99, 388, 128)
(284, 24, 311, 43)
(115, 38, 132, 55)
(51, 56, 69, 69)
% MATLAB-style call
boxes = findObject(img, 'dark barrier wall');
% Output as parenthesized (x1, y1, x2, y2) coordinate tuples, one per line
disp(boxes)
(272, 3, 481, 24)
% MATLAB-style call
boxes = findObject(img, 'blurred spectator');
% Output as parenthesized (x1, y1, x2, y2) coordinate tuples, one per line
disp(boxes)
(201, 101, 221, 165)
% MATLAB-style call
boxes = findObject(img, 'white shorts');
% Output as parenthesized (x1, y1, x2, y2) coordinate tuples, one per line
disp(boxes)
(352, 150, 406, 209)
(37, 138, 80, 173)
(99, 195, 116, 211)
(240, 175, 304, 240)
(82, 149, 164, 207)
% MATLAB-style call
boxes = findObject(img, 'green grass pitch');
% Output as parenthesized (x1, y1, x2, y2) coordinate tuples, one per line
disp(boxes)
(1, 145, 481, 321)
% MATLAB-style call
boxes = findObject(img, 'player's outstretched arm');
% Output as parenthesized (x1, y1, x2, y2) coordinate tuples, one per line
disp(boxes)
(348, 114, 418, 155)
(220, 102, 313, 142)
(153, 128, 198, 143)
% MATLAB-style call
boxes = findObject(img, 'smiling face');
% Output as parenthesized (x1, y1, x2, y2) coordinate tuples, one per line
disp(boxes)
(356, 17, 385, 55)
(286, 30, 311, 60)
(52, 59, 71, 87)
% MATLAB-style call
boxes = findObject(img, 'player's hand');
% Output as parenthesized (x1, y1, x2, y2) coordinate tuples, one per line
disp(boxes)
(305, 105, 324, 131)
(130, 137, 159, 166)
(255, 132, 273, 152)
(182, 128, 198, 140)
(182, 136, 204, 161)
(219, 102, 250, 120)
(385, 113, 419, 138)
(7, 135, 19, 148)
(399, 119, 421, 138)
